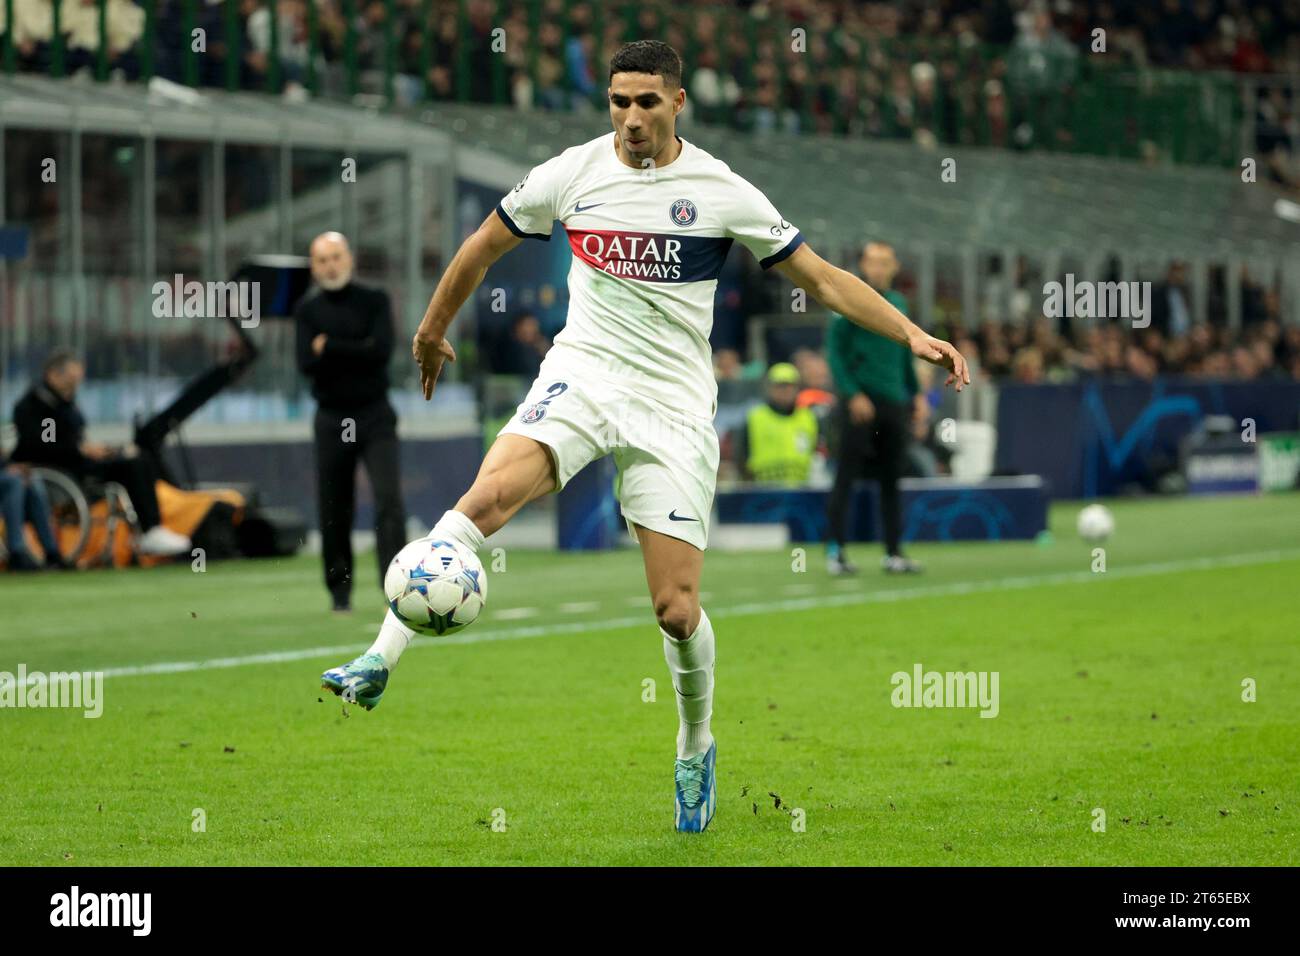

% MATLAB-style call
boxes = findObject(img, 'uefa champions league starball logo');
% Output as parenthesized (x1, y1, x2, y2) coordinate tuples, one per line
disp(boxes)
(670, 198, 697, 226)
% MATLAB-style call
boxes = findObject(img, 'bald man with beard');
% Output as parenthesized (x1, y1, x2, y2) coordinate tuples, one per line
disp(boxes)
(295, 232, 406, 612)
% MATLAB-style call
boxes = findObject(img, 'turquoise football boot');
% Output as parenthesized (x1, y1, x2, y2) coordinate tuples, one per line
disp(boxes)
(320, 652, 389, 711)
(674, 740, 717, 833)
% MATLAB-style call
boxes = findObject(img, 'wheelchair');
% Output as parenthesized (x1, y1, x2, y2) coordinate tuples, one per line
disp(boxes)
(0, 466, 140, 569)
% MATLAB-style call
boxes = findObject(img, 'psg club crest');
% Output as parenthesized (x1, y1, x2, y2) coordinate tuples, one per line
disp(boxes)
(519, 382, 567, 424)
(670, 198, 697, 227)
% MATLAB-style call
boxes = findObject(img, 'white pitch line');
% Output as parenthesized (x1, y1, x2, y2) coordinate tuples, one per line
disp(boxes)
(557, 601, 600, 614)
(43, 547, 1300, 683)
(493, 606, 539, 620)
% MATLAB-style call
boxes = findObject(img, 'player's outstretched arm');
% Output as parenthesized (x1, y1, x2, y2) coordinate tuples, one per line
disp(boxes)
(412, 211, 523, 399)
(774, 244, 970, 390)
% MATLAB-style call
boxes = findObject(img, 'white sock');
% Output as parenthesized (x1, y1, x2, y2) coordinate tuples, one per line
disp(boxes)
(429, 509, 486, 554)
(366, 608, 415, 671)
(661, 608, 715, 759)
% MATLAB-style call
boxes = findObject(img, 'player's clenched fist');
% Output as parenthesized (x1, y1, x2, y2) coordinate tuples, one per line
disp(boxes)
(909, 334, 971, 391)
(412, 332, 457, 400)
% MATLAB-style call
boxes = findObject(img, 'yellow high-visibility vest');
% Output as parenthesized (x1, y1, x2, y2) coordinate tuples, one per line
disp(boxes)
(746, 403, 817, 485)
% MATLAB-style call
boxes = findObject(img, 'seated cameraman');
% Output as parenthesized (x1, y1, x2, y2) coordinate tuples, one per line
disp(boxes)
(10, 350, 191, 556)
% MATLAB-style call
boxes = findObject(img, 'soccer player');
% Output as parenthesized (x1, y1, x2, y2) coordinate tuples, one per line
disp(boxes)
(321, 40, 969, 832)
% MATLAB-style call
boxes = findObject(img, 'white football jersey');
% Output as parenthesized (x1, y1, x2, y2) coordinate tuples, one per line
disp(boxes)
(496, 131, 803, 418)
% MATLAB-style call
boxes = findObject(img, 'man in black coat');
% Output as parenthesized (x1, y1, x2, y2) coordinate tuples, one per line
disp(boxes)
(11, 350, 192, 556)
(295, 232, 406, 612)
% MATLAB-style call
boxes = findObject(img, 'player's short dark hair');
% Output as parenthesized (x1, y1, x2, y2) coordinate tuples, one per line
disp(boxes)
(42, 348, 80, 377)
(609, 41, 682, 90)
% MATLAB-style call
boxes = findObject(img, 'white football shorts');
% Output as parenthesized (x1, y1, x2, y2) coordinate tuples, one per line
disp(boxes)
(497, 356, 719, 551)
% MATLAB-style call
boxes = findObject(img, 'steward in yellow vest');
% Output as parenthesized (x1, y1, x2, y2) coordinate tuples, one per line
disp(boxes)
(742, 363, 818, 485)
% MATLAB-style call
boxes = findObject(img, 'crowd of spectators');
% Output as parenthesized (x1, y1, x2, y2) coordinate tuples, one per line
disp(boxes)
(957, 258, 1300, 384)
(710, 253, 1300, 391)
(8, 1, 1299, 82)
(483, 291, 1300, 399)
(954, 314, 1300, 384)
(4, 2, 1297, 165)
(714, 316, 1300, 392)
(6, 0, 1300, 391)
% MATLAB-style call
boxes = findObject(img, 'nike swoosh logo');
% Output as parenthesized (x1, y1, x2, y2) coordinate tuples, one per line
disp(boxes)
(668, 510, 699, 522)
(574, 201, 605, 213)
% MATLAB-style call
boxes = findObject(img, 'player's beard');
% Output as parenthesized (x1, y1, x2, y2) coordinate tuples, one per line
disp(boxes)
(317, 268, 352, 292)
(621, 132, 655, 162)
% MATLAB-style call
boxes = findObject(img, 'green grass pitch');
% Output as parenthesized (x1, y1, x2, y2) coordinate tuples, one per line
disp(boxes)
(1, 493, 1297, 866)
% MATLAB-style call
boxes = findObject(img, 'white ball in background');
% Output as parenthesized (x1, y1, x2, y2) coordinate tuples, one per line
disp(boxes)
(1076, 503, 1115, 543)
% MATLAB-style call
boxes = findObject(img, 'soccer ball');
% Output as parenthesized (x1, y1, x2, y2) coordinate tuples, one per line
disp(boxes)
(384, 538, 487, 636)
(1076, 504, 1115, 543)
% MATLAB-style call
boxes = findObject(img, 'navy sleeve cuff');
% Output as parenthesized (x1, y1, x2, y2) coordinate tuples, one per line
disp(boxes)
(760, 231, 804, 269)
(495, 203, 552, 242)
